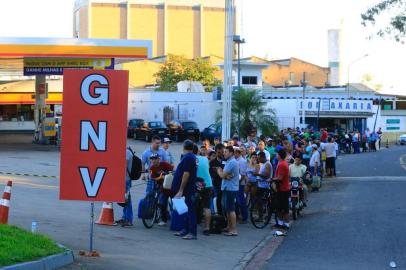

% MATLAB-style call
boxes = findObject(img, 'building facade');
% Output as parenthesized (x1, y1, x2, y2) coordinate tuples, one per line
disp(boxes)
(74, 0, 229, 59)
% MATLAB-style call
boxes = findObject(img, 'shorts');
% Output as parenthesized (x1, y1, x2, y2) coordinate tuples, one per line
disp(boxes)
(326, 157, 335, 169)
(276, 191, 290, 214)
(200, 187, 213, 209)
(221, 190, 238, 213)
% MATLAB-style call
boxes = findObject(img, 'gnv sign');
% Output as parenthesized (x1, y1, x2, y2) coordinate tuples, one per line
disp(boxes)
(60, 70, 128, 201)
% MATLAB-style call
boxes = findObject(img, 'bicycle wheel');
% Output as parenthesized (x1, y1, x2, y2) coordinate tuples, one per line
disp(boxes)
(142, 196, 158, 229)
(250, 197, 271, 229)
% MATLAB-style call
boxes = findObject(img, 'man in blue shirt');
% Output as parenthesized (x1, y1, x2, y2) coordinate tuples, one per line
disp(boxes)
(172, 140, 198, 240)
(141, 136, 169, 194)
(217, 146, 239, 236)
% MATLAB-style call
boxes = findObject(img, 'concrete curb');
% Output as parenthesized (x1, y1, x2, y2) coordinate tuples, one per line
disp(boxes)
(233, 232, 274, 270)
(0, 244, 74, 270)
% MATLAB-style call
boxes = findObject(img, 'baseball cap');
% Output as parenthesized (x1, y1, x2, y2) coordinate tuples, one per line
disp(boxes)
(149, 153, 160, 159)
(163, 137, 172, 143)
(312, 144, 318, 149)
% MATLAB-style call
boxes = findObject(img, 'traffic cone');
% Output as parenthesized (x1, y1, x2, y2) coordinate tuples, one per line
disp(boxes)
(0, 181, 12, 224)
(95, 202, 117, 226)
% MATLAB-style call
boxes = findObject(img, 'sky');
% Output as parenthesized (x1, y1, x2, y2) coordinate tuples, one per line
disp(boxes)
(0, 0, 404, 95)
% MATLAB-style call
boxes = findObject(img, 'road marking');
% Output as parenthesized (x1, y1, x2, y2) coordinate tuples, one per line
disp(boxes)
(0, 171, 57, 179)
(400, 154, 406, 171)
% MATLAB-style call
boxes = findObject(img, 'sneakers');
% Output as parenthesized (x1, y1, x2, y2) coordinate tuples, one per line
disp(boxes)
(158, 221, 167, 226)
(121, 221, 133, 227)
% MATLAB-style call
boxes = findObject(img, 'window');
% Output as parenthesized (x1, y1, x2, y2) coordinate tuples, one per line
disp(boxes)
(289, 72, 295, 83)
(242, 76, 258, 85)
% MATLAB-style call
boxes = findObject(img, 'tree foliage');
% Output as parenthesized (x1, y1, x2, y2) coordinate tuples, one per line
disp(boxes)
(361, 0, 406, 42)
(155, 54, 222, 91)
(216, 88, 278, 139)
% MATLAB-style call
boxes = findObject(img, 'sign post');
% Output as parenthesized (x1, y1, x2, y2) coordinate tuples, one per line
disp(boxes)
(60, 69, 129, 255)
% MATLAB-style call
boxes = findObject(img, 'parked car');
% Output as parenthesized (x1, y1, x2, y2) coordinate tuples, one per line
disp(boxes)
(134, 121, 169, 142)
(127, 119, 144, 138)
(399, 134, 406, 145)
(200, 123, 221, 142)
(168, 120, 200, 142)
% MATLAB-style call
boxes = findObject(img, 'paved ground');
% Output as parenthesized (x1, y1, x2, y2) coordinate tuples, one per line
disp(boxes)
(0, 134, 271, 270)
(263, 146, 406, 270)
(2, 134, 405, 270)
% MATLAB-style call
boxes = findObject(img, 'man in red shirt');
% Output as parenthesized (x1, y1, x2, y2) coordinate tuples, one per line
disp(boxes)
(272, 148, 291, 229)
(149, 153, 174, 225)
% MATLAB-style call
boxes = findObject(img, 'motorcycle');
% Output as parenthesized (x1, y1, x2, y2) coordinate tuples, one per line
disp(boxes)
(290, 177, 305, 220)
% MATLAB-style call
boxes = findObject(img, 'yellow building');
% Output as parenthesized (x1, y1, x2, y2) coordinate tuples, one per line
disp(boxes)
(74, 0, 228, 59)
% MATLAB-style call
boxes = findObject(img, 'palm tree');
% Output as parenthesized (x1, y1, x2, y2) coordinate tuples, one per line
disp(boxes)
(217, 88, 278, 138)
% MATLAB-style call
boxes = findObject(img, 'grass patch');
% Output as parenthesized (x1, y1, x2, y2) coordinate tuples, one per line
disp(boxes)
(0, 224, 64, 267)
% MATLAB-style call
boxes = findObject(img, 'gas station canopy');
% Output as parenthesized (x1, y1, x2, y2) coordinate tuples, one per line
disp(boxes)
(0, 37, 152, 76)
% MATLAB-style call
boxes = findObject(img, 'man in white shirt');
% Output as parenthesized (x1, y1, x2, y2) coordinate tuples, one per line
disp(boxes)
(257, 140, 271, 161)
(324, 137, 337, 177)
(309, 144, 320, 176)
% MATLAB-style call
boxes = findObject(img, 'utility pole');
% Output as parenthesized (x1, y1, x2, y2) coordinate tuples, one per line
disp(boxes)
(301, 72, 307, 128)
(233, 35, 245, 139)
(221, 0, 235, 142)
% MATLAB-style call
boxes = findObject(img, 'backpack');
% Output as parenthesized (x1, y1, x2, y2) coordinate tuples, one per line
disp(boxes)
(210, 214, 227, 234)
(127, 147, 142, 180)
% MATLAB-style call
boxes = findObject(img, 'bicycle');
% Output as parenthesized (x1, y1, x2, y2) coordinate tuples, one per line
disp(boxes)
(249, 187, 276, 229)
(141, 182, 173, 229)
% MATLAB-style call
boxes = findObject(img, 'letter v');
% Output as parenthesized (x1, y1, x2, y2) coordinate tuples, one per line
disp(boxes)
(79, 167, 107, 197)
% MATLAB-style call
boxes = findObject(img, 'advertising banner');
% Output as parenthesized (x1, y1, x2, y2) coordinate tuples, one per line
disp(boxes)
(60, 69, 128, 202)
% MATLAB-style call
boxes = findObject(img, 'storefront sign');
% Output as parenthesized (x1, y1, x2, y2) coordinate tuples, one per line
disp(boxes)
(386, 118, 401, 131)
(300, 99, 373, 112)
(60, 70, 128, 202)
(23, 58, 114, 75)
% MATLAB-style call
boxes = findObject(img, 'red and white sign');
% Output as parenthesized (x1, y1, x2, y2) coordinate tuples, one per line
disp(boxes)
(60, 70, 129, 202)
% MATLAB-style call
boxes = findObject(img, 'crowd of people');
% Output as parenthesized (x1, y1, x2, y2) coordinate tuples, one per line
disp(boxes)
(118, 126, 382, 239)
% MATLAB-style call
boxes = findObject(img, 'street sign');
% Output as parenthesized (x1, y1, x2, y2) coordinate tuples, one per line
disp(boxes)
(60, 70, 128, 202)
(24, 58, 114, 76)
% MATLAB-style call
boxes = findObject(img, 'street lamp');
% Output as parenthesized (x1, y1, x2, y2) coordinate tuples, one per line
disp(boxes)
(233, 35, 245, 139)
(347, 53, 369, 98)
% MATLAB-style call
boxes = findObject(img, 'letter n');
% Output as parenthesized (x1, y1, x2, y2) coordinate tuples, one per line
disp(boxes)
(80, 121, 107, 151)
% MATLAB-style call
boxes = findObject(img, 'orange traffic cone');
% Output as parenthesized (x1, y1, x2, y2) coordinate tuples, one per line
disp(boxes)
(0, 181, 12, 224)
(95, 202, 117, 226)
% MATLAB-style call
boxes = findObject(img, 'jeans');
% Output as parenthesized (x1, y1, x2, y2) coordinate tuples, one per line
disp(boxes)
(182, 195, 197, 236)
(213, 185, 223, 215)
(122, 179, 133, 222)
(236, 185, 248, 221)
(158, 193, 169, 222)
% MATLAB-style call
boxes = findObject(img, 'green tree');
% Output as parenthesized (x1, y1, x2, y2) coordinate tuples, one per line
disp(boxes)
(216, 88, 278, 138)
(155, 54, 222, 91)
(361, 0, 406, 43)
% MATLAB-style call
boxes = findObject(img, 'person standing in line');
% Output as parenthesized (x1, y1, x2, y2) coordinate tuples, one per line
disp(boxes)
(235, 147, 248, 224)
(217, 146, 240, 236)
(162, 137, 174, 165)
(309, 144, 321, 179)
(324, 137, 336, 177)
(141, 136, 169, 194)
(194, 145, 213, 236)
(257, 140, 271, 162)
(209, 143, 225, 215)
(172, 140, 198, 240)
(120, 147, 134, 227)
(272, 149, 290, 229)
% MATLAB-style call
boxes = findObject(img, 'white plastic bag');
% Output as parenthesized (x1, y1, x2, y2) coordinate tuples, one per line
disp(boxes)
(172, 197, 188, 215)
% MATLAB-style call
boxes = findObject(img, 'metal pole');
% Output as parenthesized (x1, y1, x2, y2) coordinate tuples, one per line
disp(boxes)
(373, 96, 381, 132)
(317, 98, 321, 130)
(90, 202, 94, 252)
(301, 72, 306, 128)
(221, 0, 235, 142)
(237, 41, 241, 139)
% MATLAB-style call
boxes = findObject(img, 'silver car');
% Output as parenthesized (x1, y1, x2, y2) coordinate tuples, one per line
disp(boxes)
(399, 134, 406, 145)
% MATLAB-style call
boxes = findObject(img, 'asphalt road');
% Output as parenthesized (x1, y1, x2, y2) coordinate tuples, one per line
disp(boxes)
(264, 146, 406, 270)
